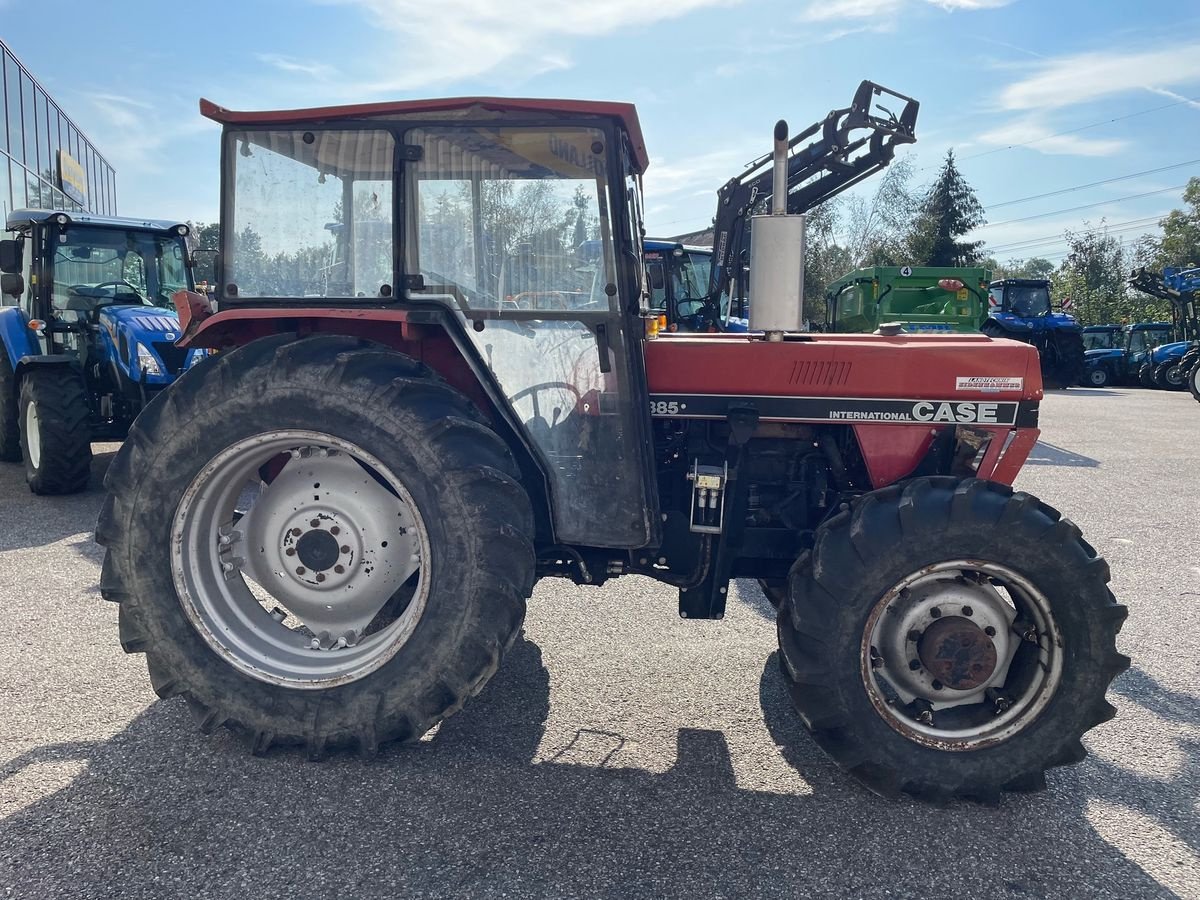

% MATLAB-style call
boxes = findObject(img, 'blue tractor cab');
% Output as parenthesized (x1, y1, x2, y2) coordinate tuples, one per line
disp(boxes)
(0, 209, 206, 494)
(1082, 324, 1122, 351)
(1081, 322, 1173, 387)
(642, 239, 732, 330)
(984, 278, 1085, 388)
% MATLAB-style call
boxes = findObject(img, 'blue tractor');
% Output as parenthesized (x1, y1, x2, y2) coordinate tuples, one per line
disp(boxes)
(1128, 266, 1200, 391)
(1081, 322, 1174, 387)
(984, 278, 1085, 388)
(0, 210, 206, 494)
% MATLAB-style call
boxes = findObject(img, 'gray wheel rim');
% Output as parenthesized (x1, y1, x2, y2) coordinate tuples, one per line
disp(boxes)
(171, 430, 431, 688)
(24, 400, 40, 469)
(1088, 369, 1106, 386)
(862, 560, 1064, 751)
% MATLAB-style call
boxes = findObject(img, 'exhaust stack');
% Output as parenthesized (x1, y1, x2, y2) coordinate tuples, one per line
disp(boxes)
(749, 119, 806, 341)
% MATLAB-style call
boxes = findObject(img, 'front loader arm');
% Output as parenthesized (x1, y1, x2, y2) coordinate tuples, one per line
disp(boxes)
(707, 81, 919, 315)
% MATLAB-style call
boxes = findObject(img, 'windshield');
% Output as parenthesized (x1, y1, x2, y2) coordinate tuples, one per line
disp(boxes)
(1005, 284, 1051, 317)
(51, 226, 189, 310)
(673, 250, 711, 316)
(1084, 330, 1118, 351)
(1128, 329, 1172, 354)
(406, 126, 617, 312)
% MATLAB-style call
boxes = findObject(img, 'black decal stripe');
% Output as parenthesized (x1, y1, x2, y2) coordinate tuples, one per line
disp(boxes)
(649, 393, 1036, 427)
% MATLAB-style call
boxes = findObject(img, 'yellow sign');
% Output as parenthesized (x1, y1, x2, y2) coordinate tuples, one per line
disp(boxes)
(58, 151, 88, 206)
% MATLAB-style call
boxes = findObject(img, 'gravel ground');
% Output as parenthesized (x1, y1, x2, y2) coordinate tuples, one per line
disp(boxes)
(0, 386, 1197, 899)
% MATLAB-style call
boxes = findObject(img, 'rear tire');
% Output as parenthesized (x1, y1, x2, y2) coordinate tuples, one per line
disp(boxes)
(1041, 331, 1085, 389)
(758, 578, 786, 610)
(97, 334, 536, 757)
(19, 368, 92, 494)
(776, 477, 1128, 802)
(1190, 359, 1200, 404)
(0, 343, 19, 463)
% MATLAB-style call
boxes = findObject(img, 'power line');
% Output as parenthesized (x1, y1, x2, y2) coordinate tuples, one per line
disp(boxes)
(979, 185, 1183, 229)
(957, 94, 1200, 164)
(984, 159, 1200, 210)
(986, 216, 1164, 255)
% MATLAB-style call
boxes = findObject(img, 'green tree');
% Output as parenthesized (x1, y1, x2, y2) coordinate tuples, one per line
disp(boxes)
(1133, 177, 1200, 271)
(907, 150, 985, 266)
(1051, 222, 1169, 324)
(844, 157, 919, 266)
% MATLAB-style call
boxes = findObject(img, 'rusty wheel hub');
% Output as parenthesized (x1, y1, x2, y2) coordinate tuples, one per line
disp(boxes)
(917, 616, 998, 691)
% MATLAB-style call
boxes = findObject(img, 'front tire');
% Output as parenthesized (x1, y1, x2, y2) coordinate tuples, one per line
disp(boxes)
(97, 334, 536, 757)
(19, 368, 93, 494)
(1084, 366, 1109, 388)
(776, 477, 1128, 802)
(1189, 358, 1200, 404)
(1157, 361, 1187, 391)
(1138, 363, 1157, 388)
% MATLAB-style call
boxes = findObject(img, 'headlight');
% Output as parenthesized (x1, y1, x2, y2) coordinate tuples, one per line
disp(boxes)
(185, 348, 211, 369)
(136, 343, 163, 376)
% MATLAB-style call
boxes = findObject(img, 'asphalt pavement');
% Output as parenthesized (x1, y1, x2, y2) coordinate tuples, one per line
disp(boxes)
(0, 386, 1197, 899)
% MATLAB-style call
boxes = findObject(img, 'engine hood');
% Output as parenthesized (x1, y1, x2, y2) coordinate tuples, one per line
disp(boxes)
(1085, 348, 1123, 361)
(97, 305, 181, 341)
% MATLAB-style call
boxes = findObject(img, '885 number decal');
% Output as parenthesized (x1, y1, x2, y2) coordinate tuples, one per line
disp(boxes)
(650, 400, 687, 416)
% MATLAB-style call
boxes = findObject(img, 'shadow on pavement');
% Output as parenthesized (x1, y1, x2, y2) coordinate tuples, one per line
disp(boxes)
(1025, 440, 1100, 469)
(0, 449, 115, 553)
(0, 639, 1188, 898)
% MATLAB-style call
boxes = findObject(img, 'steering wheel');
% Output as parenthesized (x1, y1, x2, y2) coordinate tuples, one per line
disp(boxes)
(93, 280, 148, 303)
(509, 381, 584, 447)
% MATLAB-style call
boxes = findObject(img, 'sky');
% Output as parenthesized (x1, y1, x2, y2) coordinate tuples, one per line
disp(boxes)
(2, 0, 1199, 265)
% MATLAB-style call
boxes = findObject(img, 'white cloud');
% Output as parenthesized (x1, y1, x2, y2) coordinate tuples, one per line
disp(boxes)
(797, 0, 902, 22)
(256, 54, 340, 80)
(977, 115, 1129, 157)
(324, 0, 739, 90)
(998, 43, 1200, 111)
(797, 0, 1010, 24)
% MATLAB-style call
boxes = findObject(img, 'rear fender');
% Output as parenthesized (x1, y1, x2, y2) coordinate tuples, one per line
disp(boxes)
(170, 297, 554, 535)
(0, 306, 39, 369)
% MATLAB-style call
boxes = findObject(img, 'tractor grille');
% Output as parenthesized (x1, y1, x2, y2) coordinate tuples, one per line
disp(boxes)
(153, 341, 189, 374)
(788, 360, 853, 387)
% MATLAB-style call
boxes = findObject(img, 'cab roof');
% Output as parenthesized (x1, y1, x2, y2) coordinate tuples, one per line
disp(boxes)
(6, 208, 186, 234)
(200, 96, 650, 172)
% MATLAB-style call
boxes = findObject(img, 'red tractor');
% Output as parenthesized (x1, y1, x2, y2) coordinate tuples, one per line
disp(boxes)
(98, 95, 1127, 802)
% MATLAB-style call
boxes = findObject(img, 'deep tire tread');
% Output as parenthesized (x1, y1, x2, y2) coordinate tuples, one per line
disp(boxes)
(99, 334, 535, 756)
(777, 475, 1127, 803)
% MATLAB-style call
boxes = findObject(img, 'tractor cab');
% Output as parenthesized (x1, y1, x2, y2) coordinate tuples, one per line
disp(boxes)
(1082, 324, 1122, 351)
(643, 239, 720, 331)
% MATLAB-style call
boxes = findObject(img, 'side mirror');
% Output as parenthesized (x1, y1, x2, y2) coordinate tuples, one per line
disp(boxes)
(1, 272, 24, 299)
(0, 239, 22, 275)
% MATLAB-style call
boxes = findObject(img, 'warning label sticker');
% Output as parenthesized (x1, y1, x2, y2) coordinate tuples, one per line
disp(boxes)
(956, 376, 1024, 393)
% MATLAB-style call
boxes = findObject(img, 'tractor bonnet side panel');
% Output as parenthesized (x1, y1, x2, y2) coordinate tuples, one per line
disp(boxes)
(644, 333, 1042, 487)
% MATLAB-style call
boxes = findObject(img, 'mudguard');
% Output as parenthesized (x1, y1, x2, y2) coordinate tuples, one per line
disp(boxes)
(0, 306, 40, 370)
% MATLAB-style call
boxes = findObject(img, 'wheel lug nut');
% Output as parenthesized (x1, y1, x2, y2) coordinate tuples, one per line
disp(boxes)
(906, 629, 921, 642)
(984, 626, 997, 636)
(961, 605, 973, 616)
(931, 680, 944, 691)
(334, 565, 345, 574)
(285, 547, 296, 556)
(340, 545, 350, 554)
(316, 573, 326, 583)
(908, 659, 921, 671)
(310, 519, 321, 528)
(929, 607, 942, 618)
(330, 526, 340, 536)
(291, 528, 302, 537)
(296, 567, 306, 575)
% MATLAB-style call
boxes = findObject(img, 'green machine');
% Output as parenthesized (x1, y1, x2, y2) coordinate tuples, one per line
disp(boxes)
(826, 266, 991, 335)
